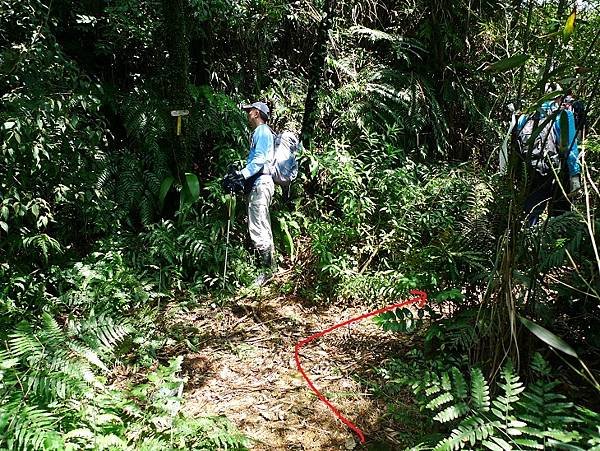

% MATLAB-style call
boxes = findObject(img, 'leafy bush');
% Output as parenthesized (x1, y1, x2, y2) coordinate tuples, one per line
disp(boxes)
(0, 0, 116, 270)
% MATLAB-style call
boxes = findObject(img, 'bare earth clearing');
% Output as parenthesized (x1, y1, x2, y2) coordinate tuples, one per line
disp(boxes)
(170, 293, 421, 450)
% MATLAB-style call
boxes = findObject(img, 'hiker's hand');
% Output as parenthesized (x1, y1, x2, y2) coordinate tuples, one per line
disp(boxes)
(570, 175, 581, 193)
(227, 163, 241, 175)
(222, 171, 244, 194)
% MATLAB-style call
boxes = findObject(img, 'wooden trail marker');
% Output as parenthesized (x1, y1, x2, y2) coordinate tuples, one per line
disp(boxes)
(170, 110, 189, 136)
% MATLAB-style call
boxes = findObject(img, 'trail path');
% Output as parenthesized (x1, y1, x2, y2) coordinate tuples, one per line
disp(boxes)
(174, 294, 418, 450)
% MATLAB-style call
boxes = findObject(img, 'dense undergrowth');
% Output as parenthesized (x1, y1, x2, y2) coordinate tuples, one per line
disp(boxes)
(2, 0, 600, 449)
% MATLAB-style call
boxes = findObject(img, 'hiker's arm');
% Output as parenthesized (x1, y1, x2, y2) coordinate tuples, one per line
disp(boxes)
(240, 127, 273, 179)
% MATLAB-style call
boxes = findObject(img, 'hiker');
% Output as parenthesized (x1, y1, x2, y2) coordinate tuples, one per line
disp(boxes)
(516, 92, 581, 226)
(222, 101, 275, 284)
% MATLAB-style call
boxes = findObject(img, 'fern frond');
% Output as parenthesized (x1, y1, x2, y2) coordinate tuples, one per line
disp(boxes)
(434, 415, 497, 451)
(512, 438, 545, 449)
(451, 367, 467, 400)
(22, 234, 63, 262)
(470, 368, 490, 411)
(530, 353, 552, 376)
(434, 403, 469, 423)
(427, 392, 455, 410)
(72, 312, 132, 354)
(492, 363, 524, 422)
(411, 360, 597, 450)
(8, 322, 44, 358)
(40, 312, 67, 349)
(5, 403, 62, 451)
(482, 436, 513, 451)
(535, 213, 586, 272)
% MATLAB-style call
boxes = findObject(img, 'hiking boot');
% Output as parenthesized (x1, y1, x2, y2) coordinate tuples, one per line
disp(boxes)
(252, 249, 274, 287)
(252, 272, 270, 287)
(260, 248, 273, 269)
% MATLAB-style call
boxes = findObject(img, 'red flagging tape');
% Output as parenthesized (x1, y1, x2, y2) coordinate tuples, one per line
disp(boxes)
(294, 290, 428, 444)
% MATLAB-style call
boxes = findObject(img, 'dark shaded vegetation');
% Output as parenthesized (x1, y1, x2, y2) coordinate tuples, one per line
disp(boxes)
(1, 0, 599, 448)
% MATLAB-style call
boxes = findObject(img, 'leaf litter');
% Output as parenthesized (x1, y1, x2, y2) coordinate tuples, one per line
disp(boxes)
(171, 294, 420, 450)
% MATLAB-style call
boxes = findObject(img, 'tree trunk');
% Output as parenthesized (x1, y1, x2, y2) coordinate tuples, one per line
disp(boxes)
(300, 0, 334, 149)
(161, 0, 191, 181)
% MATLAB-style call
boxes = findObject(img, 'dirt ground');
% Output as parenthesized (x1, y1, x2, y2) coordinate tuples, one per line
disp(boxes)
(175, 292, 420, 450)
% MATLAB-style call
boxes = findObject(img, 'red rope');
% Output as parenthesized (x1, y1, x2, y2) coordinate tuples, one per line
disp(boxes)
(294, 290, 428, 444)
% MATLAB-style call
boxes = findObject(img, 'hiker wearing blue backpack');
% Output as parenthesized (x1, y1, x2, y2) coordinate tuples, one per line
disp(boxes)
(514, 92, 581, 226)
(222, 101, 275, 284)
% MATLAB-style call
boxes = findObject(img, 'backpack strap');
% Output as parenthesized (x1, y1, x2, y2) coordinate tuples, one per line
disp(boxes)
(268, 124, 280, 159)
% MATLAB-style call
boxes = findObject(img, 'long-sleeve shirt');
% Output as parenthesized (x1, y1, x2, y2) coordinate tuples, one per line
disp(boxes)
(240, 124, 274, 179)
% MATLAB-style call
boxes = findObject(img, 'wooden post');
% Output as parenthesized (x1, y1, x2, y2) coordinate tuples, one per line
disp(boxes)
(171, 110, 189, 136)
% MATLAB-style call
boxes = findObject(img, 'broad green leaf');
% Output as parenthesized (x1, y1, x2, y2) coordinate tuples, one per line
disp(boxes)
(563, 10, 576, 40)
(184, 173, 200, 203)
(43, 433, 64, 450)
(484, 54, 530, 73)
(0, 411, 10, 430)
(0, 221, 7, 233)
(159, 176, 174, 209)
(185, 172, 200, 200)
(519, 316, 578, 357)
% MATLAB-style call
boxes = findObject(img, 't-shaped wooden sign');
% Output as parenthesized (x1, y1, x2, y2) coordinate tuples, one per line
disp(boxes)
(170, 110, 189, 136)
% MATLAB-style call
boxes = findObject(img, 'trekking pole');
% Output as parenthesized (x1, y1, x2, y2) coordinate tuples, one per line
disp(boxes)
(223, 193, 233, 289)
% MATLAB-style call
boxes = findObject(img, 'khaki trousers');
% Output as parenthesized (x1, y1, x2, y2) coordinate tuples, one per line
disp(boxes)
(248, 176, 274, 253)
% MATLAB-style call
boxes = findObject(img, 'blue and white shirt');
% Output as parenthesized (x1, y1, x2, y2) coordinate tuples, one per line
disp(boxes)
(240, 124, 274, 180)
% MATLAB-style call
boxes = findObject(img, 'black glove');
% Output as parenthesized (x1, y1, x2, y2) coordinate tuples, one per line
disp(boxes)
(222, 171, 245, 194)
(227, 163, 240, 175)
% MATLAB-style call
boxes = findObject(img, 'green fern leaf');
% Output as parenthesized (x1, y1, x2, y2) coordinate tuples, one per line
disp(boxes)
(441, 372, 452, 391)
(471, 368, 490, 410)
(513, 438, 545, 449)
(451, 367, 467, 400)
(483, 436, 512, 450)
(427, 392, 455, 410)
(435, 416, 497, 451)
(434, 403, 469, 423)
(425, 384, 442, 397)
(9, 322, 44, 358)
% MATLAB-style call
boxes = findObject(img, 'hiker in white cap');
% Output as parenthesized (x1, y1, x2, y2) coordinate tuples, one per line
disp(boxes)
(223, 101, 275, 285)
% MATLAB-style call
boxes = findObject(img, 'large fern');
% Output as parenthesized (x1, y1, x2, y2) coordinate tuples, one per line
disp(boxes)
(0, 312, 129, 450)
(407, 356, 600, 450)
(0, 310, 248, 450)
